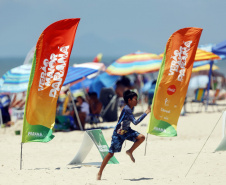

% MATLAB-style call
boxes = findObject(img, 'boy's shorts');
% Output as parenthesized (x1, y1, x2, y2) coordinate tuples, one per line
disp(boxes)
(108, 127, 140, 153)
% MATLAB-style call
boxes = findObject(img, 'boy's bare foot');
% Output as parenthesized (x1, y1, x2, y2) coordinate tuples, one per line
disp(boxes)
(126, 150, 135, 163)
(97, 173, 102, 180)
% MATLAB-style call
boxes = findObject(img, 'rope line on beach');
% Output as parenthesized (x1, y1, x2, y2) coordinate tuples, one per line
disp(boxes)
(185, 109, 226, 177)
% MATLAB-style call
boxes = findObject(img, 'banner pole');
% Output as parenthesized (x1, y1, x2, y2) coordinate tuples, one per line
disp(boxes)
(20, 143, 23, 170)
(205, 60, 214, 111)
(144, 133, 148, 156)
(0, 109, 3, 127)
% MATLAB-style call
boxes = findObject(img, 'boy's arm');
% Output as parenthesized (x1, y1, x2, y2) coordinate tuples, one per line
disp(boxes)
(126, 109, 147, 125)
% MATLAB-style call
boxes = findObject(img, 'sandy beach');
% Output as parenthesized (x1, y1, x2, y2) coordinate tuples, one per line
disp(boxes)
(0, 101, 226, 185)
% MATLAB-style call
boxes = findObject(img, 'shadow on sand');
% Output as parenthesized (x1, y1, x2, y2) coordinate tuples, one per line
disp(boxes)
(124, 177, 153, 181)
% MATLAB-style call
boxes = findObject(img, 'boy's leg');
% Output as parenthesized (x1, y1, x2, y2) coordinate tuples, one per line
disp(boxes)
(97, 152, 114, 180)
(126, 134, 145, 163)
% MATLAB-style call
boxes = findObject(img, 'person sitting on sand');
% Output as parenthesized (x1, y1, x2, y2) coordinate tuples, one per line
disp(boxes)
(97, 89, 151, 180)
(88, 92, 102, 124)
(75, 96, 90, 130)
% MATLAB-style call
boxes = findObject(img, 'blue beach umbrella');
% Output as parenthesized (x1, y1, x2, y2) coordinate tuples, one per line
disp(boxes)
(212, 40, 226, 59)
(63, 62, 105, 86)
(0, 64, 32, 93)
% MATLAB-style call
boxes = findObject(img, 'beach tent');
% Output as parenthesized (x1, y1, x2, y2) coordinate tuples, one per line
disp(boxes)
(70, 78, 94, 92)
(89, 72, 120, 97)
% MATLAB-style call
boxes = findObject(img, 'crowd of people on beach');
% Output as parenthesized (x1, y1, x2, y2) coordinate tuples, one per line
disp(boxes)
(1, 73, 226, 130)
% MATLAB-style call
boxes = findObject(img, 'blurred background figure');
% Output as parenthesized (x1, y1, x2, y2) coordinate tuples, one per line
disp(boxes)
(0, 94, 13, 127)
(88, 92, 103, 124)
(75, 96, 90, 129)
(213, 76, 223, 103)
(148, 80, 157, 108)
(115, 76, 132, 109)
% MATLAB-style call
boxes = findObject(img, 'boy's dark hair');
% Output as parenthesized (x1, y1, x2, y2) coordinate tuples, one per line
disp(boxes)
(123, 90, 137, 104)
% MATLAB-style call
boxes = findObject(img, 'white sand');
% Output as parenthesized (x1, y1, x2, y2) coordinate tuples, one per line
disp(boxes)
(0, 101, 226, 185)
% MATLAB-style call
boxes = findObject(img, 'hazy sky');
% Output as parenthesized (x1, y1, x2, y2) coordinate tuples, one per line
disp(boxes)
(0, 0, 226, 59)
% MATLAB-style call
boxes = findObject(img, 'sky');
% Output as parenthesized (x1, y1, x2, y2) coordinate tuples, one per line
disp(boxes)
(0, 0, 226, 60)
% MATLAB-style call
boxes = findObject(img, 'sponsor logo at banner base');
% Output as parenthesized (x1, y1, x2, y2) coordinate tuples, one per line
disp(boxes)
(153, 127, 168, 133)
(97, 145, 109, 152)
(28, 132, 43, 137)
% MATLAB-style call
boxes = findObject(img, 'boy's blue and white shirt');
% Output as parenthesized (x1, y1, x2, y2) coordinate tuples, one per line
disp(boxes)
(114, 105, 147, 132)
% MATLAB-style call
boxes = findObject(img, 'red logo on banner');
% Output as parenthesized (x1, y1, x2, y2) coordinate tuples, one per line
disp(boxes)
(167, 85, 176, 95)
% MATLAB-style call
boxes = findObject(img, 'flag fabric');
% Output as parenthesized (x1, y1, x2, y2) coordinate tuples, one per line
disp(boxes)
(147, 27, 203, 137)
(22, 18, 80, 143)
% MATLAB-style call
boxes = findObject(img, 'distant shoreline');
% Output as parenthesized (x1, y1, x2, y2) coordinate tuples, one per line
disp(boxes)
(0, 57, 225, 78)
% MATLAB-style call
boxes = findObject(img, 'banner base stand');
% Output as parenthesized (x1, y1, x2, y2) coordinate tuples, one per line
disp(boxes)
(69, 129, 119, 165)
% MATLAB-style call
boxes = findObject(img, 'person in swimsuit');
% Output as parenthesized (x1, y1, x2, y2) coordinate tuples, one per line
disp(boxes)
(97, 89, 151, 180)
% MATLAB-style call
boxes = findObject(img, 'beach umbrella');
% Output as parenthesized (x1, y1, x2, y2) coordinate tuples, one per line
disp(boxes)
(159, 48, 221, 111)
(212, 40, 226, 59)
(194, 48, 221, 61)
(159, 48, 221, 62)
(63, 62, 105, 86)
(194, 49, 221, 110)
(62, 62, 105, 130)
(0, 64, 32, 93)
(93, 53, 103, 63)
(106, 51, 162, 76)
(192, 64, 219, 72)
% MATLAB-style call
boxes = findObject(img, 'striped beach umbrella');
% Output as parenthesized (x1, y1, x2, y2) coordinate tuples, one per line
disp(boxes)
(159, 48, 221, 62)
(194, 48, 221, 61)
(106, 51, 162, 75)
(192, 63, 219, 72)
(0, 64, 32, 93)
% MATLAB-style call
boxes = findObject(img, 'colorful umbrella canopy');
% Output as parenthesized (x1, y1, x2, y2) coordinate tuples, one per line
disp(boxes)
(212, 40, 226, 59)
(192, 64, 219, 72)
(194, 48, 221, 61)
(159, 48, 221, 62)
(63, 62, 105, 86)
(106, 51, 162, 75)
(0, 64, 32, 93)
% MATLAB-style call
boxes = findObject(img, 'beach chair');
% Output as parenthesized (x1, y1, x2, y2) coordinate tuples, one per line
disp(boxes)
(99, 88, 118, 122)
(190, 88, 206, 113)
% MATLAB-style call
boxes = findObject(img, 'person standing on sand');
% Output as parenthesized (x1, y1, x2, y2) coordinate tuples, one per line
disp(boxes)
(97, 89, 151, 180)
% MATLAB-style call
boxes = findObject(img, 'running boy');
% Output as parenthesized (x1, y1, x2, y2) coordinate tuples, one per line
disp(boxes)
(97, 89, 151, 180)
